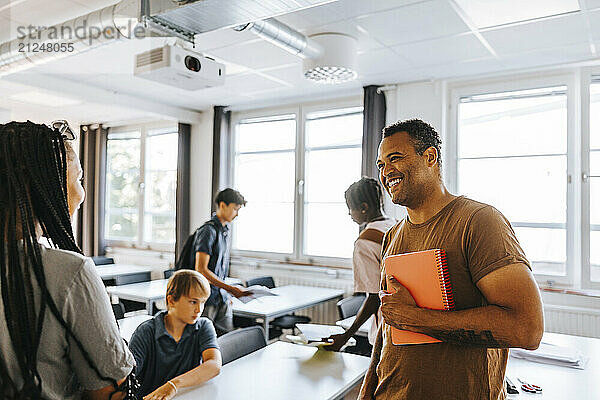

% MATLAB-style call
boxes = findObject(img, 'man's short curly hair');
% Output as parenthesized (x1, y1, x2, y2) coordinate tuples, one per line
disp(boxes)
(382, 119, 442, 168)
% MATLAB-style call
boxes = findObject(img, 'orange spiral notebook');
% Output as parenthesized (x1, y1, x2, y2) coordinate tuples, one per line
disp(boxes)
(384, 249, 454, 345)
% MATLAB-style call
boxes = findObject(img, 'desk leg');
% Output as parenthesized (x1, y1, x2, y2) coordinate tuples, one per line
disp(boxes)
(263, 318, 269, 342)
(147, 301, 153, 315)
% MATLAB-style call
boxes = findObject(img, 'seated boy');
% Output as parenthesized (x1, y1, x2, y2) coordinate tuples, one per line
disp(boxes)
(129, 270, 221, 399)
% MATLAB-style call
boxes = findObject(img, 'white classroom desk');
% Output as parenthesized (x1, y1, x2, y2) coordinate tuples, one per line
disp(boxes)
(232, 285, 344, 340)
(176, 341, 370, 400)
(95, 264, 152, 285)
(336, 315, 373, 337)
(108, 277, 243, 314)
(506, 332, 600, 400)
(118, 314, 152, 342)
(331, 323, 600, 399)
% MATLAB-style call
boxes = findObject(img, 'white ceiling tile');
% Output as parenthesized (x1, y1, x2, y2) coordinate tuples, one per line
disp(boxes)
(224, 72, 286, 94)
(355, 0, 469, 47)
(208, 39, 301, 70)
(278, 0, 428, 32)
(417, 58, 507, 80)
(586, 9, 600, 41)
(0, 15, 13, 42)
(305, 20, 385, 52)
(194, 28, 259, 52)
(259, 63, 306, 86)
(499, 43, 594, 69)
(358, 47, 411, 76)
(391, 33, 492, 67)
(360, 68, 428, 85)
(585, 0, 600, 11)
(454, 0, 580, 29)
(482, 13, 589, 54)
(82, 73, 206, 109)
(0, 0, 103, 28)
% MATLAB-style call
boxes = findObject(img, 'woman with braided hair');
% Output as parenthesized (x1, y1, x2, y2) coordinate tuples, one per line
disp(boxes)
(324, 177, 396, 352)
(0, 121, 135, 399)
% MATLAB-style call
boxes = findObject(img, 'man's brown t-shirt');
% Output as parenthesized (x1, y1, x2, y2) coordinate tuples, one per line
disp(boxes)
(373, 196, 530, 400)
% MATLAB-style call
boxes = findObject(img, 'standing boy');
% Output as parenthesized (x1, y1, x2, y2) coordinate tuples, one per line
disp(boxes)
(194, 188, 253, 335)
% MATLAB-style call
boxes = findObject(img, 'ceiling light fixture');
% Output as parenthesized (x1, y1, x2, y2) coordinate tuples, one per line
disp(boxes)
(236, 19, 358, 84)
(303, 33, 357, 84)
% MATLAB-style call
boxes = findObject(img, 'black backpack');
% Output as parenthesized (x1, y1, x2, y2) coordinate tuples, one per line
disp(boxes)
(174, 219, 220, 270)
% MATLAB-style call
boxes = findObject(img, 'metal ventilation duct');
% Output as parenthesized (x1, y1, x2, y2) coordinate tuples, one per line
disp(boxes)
(0, 0, 337, 75)
(0, 0, 140, 75)
(235, 18, 358, 84)
(235, 18, 322, 60)
(143, 0, 338, 42)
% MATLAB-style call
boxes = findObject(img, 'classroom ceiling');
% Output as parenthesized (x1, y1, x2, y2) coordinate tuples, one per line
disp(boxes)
(1, 0, 600, 124)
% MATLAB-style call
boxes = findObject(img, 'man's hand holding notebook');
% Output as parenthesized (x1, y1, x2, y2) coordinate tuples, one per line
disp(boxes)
(380, 249, 455, 345)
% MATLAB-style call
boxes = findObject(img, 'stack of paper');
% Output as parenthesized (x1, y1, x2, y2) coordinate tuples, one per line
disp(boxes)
(236, 285, 278, 304)
(510, 342, 587, 369)
(288, 324, 356, 348)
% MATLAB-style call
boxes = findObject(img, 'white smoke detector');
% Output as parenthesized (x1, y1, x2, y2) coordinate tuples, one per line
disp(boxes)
(303, 33, 358, 84)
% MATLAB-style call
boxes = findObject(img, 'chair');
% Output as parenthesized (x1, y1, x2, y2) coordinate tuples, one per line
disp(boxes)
(337, 294, 366, 319)
(245, 276, 275, 289)
(217, 326, 267, 365)
(92, 256, 114, 266)
(164, 269, 175, 279)
(111, 302, 126, 320)
(244, 276, 310, 334)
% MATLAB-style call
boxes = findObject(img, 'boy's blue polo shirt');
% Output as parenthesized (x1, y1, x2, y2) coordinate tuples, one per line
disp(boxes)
(193, 214, 231, 306)
(128, 311, 219, 397)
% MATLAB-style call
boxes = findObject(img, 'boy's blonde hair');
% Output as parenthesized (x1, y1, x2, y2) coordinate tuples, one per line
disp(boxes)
(165, 270, 210, 306)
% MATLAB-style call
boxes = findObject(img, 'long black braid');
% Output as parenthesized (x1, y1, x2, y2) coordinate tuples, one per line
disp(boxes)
(0, 121, 120, 399)
(344, 176, 384, 212)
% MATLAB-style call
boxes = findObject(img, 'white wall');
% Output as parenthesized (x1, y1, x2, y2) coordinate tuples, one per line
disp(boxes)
(189, 108, 215, 233)
(383, 80, 446, 221)
(0, 108, 10, 123)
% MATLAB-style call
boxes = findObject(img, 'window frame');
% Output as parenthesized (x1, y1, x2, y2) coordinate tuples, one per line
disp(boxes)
(230, 96, 363, 266)
(449, 73, 577, 287)
(583, 67, 600, 290)
(105, 120, 179, 252)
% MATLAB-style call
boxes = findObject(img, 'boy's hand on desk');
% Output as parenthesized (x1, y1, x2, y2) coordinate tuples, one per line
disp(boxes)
(143, 382, 176, 400)
(230, 286, 254, 298)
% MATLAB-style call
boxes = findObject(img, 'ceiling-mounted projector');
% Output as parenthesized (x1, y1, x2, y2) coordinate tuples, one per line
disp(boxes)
(134, 45, 225, 90)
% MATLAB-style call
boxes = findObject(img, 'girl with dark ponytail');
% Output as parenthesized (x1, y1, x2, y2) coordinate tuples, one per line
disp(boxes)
(324, 177, 396, 352)
(0, 121, 135, 399)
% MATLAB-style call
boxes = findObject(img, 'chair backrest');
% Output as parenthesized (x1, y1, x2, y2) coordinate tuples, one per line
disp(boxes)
(92, 256, 115, 266)
(164, 269, 175, 279)
(112, 302, 126, 320)
(245, 276, 275, 289)
(337, 294, 366, 319)
(217, 326, 267, 365)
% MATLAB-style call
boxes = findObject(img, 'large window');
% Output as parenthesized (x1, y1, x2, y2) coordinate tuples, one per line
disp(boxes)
(457, 86, 568, 276)
(588, 81, 600, 283)
(105, 123, 178, 250)
(232, 103, 363, 261)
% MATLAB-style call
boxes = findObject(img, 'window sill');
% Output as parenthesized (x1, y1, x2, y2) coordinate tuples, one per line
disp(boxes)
(231, 255, 352, 270)
(539, 285, 600, 299)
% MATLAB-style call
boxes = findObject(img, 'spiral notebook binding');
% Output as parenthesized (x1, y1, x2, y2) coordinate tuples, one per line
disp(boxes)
(434, 249, 454, 310)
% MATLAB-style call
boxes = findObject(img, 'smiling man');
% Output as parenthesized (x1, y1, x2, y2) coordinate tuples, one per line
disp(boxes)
(359, 119, 544, 400)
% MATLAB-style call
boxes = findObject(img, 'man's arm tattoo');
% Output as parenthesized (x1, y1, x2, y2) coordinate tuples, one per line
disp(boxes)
(427, 329, 502, 347)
